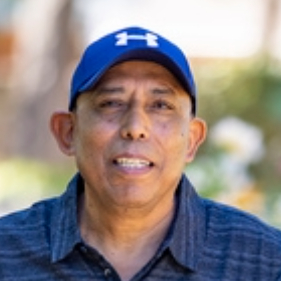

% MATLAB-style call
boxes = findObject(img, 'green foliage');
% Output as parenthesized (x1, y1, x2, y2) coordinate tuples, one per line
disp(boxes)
(193, 55, 281, 192)
(185, 155, 225, 198)
(0, 158, 75, 214)
(188, 55, 281, 226)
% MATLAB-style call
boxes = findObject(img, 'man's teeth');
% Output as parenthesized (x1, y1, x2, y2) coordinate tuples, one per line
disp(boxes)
(115, 158, 151, 168)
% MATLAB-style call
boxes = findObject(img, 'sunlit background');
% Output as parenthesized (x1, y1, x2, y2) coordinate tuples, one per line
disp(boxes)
(0, 0, 281, 226)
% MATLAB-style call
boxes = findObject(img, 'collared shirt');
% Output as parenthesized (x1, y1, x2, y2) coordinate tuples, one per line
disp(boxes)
(1, 173, 281, 280)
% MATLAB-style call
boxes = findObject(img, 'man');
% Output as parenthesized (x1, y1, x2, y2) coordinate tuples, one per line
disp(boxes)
(1, 26, 281, 281)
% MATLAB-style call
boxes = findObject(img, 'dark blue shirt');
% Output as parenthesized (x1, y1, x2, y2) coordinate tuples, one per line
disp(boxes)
(1, 174, 281, 280)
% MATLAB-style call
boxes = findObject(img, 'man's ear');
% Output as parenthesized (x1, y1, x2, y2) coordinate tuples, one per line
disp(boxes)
(50, 111, 76, 156)
(186, 117, 207, 163)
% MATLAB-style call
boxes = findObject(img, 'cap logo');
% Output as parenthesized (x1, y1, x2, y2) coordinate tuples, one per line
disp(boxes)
(115, 31, 159, 47)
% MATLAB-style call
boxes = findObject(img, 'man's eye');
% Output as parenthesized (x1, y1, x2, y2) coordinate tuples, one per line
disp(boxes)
(99, 100, 124, 108)
(152, 100, 173, 110)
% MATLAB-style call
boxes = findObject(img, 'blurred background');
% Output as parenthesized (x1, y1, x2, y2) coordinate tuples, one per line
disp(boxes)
(0, 0, 281, 226)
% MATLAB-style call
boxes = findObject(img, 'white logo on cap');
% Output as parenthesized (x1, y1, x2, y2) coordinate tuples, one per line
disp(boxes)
(115, 32, 159, 47)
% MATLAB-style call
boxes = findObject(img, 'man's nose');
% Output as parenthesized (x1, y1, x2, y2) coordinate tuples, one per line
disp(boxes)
(120, 105, 150, 140)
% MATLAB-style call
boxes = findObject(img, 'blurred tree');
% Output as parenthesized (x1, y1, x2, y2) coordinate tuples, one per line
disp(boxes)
(261, 0, 279, 55)
(0, 0, 18, 158)
(193, 0, 281, 222)
(4, 0, 78, 161)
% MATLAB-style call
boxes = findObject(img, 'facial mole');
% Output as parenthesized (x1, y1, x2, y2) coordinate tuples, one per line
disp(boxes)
(107, 117, 115, 123)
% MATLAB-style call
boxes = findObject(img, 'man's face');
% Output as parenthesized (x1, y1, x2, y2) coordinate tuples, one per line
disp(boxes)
(67, 61, 205, 209)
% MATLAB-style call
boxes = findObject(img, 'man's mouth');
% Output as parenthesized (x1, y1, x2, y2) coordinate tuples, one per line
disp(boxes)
(113, 158, 153, 169)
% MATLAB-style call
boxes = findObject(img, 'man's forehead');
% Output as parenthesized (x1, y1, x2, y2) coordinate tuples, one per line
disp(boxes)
(89, 63, 191, 103)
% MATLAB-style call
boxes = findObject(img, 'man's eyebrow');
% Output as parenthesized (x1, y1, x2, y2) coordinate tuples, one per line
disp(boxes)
(151, 87, 175, 95)
(94, 86, 125, 95)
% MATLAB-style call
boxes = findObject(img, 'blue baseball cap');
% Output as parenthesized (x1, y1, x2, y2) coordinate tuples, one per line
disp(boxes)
(70, 26, 197, 114)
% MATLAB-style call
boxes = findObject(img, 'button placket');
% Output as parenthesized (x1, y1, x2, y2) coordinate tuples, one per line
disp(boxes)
(104, 267, 112, 278)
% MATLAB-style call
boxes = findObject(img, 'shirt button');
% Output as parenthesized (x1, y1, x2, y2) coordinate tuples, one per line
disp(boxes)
(104, 268, 111, 277)
(80, 245, 88, 254)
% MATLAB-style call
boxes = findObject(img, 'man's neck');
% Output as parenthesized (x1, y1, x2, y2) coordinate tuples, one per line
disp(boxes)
(78, 192, 175, 281)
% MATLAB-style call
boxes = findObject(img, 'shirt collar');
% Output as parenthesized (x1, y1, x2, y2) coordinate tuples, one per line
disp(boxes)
(49, 173, 206, 269)
(168, 174, 206, 271)
(50, 174, 83, 263)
